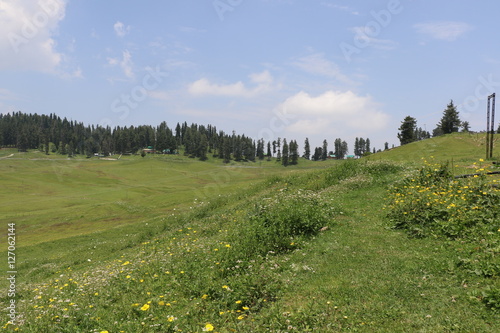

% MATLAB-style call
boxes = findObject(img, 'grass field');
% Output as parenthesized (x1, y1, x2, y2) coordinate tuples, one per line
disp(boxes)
(1, 133, 499, 332)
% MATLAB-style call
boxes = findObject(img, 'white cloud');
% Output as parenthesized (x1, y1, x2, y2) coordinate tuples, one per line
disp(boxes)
(189, 78, 248, 97)
(113, 21, 130, 38)
(291, 53, 355, 85)
(107, 50, 134, 80)
(278, 90, 390, 136)
(188, 70, 275, 97)
(0, 0, 66, 73)
(414, 21, 473, 41)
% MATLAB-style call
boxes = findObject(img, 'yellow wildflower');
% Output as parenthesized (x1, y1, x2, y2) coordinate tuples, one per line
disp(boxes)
(204, 323, 214, 331)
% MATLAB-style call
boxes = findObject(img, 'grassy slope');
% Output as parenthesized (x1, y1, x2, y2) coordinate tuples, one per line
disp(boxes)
(1, 134, 499, 332)
(369, 132, 498, 163)
(1, 151, 319, 246)
(0, 150, 336, 284)
(252, 170, 498, 331)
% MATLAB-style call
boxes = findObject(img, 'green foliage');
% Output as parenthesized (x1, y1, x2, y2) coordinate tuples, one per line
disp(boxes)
(437, 100, 461, 135)
(397, 115, 417, 145)
(482, 286, 500, 311)
(386, 159, 500, 312)
(244, 190, 337, 255)
(386, 160, 499, 239)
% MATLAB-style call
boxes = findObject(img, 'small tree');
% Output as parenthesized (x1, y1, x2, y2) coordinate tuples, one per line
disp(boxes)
(461, 121, 470, 132)
(290, 140, 299, 165)
(276, 138, 281, 162)
(312, 147, 323, 161)
(437, 100, 461, 134)
(334, 138, 348, 159)
(198, 134, 208, 161)
(321, 139, 328, 161)
(257, 139, 265, 160)
(303, 138, 311, 160)
(397, 116, 417, 145)
(222, 136, 231, 163)
(58, 141, 66, 155)
(281, 138, 289, 167)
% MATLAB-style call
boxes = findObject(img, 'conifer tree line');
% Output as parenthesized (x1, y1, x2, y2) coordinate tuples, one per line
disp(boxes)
(395, 100, 496, 146)
(0, 112, 378, 164)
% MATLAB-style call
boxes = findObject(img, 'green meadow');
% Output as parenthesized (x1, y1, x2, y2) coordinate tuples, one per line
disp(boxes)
(1, 133, 499, 332)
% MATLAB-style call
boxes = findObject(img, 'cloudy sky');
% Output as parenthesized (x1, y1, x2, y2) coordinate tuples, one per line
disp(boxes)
(1, 0, 500, 152)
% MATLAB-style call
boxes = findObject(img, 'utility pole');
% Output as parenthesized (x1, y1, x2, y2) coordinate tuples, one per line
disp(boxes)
(486, 93, 496, 159)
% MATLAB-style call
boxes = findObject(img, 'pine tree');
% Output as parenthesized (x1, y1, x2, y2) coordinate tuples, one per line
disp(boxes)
(397, 116, 417, 145)
(276, 138, 281, 162)
(233, 136, 243, 161)
(198, 134, 208, 161)
(58, 141, 66, 155)
(256, 139, 265, 160)
(437, 100, 461, 134)
(17, 127, 29, 152)
(281, 138, 289, 166)
(322, 139, 328, 161)
(461, 121, 470, 132)
(359, 138, 366, 156)
(303, 138, 310, 160)
(290, 140, 299, 165)
(312, 147, 322, 161)
(334, 138, 348, 159)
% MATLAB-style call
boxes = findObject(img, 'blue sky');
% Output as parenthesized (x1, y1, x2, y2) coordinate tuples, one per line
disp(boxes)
(1, 0, 500, 152)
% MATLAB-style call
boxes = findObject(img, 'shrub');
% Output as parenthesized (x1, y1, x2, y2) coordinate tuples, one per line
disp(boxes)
(242, 190, 337, 255)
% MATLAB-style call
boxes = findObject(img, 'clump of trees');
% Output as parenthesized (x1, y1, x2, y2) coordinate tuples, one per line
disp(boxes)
(397, 100, 468, 146)
(397, 116, 431, 146)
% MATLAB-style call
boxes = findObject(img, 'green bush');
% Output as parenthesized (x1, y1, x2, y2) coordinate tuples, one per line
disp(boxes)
(243, 189, 337, 255)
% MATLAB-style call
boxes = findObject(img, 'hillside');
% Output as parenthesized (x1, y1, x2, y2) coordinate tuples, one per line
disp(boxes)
(1, 134, 499, 332)
(369, 132, 498, 164)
